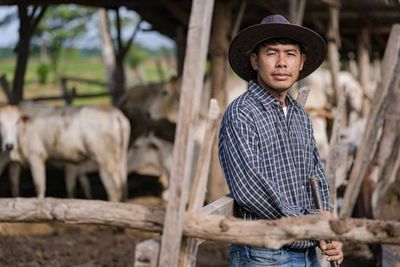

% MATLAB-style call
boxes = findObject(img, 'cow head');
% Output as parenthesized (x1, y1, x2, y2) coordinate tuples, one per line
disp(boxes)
(148, 77, 181, 123)
(0, 105, 26, 152)
(128, 134, 163, 177)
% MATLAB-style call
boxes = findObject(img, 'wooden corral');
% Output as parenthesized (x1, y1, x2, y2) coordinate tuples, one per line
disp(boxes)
(0, 0, 400, 267)
(1, 0, 394, 55)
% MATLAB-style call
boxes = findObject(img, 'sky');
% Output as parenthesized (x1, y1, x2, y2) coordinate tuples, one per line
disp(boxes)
(0, 6, 175, 49)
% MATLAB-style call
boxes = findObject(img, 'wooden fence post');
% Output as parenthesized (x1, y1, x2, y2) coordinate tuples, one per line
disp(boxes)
(158, 0, 215, 266)
(358, 28, 371, 117)
(325, 86, 346, 216)
(340, 24, 400, 218)
(207, 0, 231, 203)
(326, 1, 342, 106)
(179, 99, 221, 267)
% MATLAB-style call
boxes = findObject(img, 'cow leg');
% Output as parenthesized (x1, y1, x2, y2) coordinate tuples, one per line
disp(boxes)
(65, 165, 78, 198)
(78, 173, 92, 199)
(99, 167, 121, 202)
(29, 157, 46, 198)
(119, 156, 128, 201)
(0, 152, 10, 176)
(9, 162, 21, 197)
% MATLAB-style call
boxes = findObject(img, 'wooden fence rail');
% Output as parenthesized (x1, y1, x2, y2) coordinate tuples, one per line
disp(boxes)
(24, 76, 110, 104)
(0, 198, 399, 248)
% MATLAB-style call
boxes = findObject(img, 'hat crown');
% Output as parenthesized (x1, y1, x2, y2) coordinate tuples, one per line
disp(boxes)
(260, 14, 290, 25)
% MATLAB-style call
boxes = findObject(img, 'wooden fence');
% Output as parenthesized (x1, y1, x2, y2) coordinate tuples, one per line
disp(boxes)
(0, 1, 398, 267)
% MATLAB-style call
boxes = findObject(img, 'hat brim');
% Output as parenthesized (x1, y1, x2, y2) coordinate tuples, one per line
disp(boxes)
(229, 23, 326, 82)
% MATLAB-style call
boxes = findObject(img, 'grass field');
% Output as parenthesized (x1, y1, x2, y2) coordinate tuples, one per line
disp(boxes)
(0, 55, 175, 106)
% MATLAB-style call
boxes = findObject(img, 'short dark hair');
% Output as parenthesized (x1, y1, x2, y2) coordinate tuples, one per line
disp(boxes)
(252, 37, 307, 55)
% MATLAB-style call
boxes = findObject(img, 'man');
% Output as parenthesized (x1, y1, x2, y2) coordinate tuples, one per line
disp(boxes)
(219, 14, 344, 266)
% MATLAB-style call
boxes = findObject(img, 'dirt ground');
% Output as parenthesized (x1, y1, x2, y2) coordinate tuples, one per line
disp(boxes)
(0, 167, 229, 267)
(0, 223, 229, 267)
(0, 223, 379, 267)
(0, 166, 382, 267)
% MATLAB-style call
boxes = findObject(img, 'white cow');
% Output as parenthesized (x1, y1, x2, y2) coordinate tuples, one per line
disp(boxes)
(64, 133, 174, 200)
(128, 133, 173, 192)
(148, 75, 246, 124)
(0, 103, 130, 202)
(301, 69, 365, 159)
(58, 133, 174, 199)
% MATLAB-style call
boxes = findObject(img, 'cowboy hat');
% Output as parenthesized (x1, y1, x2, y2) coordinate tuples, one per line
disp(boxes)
(228, 14, 326, 81)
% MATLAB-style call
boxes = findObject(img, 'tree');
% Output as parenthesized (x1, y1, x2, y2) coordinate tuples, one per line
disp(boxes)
(10, 5, 47, 104)
(98, 8, 142, 104)
(0, 5, 96, 104)
(34, 5, 96, 80)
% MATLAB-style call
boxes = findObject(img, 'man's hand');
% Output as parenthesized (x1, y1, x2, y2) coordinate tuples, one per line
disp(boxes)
(318, 210, 344, 264)
(319, 240, 344, 264)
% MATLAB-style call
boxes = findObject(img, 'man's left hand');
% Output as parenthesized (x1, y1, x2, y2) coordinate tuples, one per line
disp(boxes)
(318, 211, 344, 264)
(319, 239, 344, 264)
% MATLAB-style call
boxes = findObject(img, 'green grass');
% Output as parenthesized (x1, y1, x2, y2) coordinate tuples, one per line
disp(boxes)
(0, 55, 176, 106)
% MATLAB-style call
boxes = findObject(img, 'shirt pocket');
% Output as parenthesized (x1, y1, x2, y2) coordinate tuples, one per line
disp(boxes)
(290, 131, 314, 175)
(258, 128, 280, 183)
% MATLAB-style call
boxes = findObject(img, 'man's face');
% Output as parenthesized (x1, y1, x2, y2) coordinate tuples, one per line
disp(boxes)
(250, 43, 306, 92)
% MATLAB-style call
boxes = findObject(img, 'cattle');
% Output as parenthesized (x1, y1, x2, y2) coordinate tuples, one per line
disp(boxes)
(0, 103, 130, 202)
(117, 83, 176, 143)
(301, 68, 365, 159)
(0, 151, 21, 197)
(128, 133, 173, 199)
(64, 133, 173, 199)
(147, 75, 246, 124)
(62, 133, 174, 201)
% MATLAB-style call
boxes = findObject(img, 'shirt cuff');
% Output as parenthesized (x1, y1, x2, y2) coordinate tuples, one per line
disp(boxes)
(303, 208, 319, 215)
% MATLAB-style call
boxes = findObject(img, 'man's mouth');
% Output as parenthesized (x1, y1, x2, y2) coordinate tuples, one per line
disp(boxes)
(272, 73, 291, 81)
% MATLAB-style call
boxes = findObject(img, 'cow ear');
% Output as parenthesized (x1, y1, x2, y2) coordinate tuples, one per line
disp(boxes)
(20, 115, 31, 123)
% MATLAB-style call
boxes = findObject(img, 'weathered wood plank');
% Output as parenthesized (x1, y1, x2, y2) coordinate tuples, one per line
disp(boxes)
(134, 238, 161, 267)
(0, 198, 399, 247)
(199, 195, 234, 217)
(183, 212, 400, 248)
(325, 87, 346, 215)
(179, 99, 220, 267)
(0, 198, 165, 231)
(358, 27, 371, 116)
(326, 3, 341, 105)
(135, 194, 231, 267)
(296, 86, 310, 107)
(158, 0, 215, 266)
(61, 76, 107, 87)
(208, 0, 232, 203)
(289, 0, 306, 25)
(340, 24, 400, 218)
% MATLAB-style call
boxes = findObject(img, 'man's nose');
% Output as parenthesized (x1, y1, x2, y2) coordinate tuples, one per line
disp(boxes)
(5, 143, 14, 151)
(276, 55, 287, 68)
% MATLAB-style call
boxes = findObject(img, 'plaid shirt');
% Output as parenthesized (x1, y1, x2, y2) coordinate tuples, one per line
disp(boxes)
(219, 80, 330, 249)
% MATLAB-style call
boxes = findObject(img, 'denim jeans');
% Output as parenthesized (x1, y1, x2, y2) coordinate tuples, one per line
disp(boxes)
(229, 244, 320, 267)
